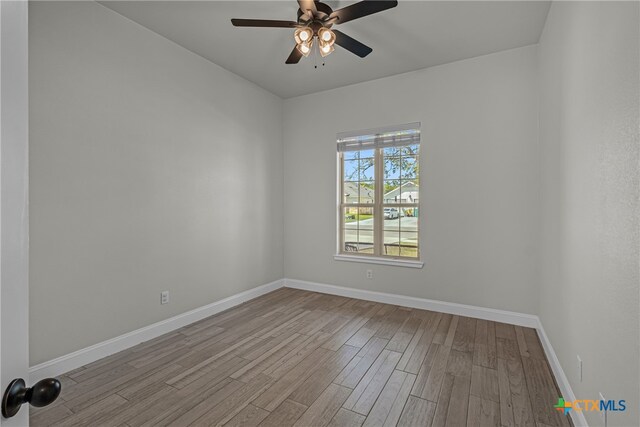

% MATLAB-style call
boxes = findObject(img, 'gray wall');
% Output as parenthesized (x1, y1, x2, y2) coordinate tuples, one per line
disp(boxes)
(283, 46, 540, 314)
(538, 2, 639, 426)
(29, 1, 284, 365)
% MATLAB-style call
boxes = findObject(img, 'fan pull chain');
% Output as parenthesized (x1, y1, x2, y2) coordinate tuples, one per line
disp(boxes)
(314, 37, 318, 69)
(312, 37, 325, 69)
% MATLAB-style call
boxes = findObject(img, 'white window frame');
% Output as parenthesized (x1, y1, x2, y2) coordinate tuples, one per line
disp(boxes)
(335, 123, 423, 268)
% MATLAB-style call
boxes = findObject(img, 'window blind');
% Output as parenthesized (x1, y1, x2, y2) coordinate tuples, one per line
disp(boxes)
(337, 122, 420, 152)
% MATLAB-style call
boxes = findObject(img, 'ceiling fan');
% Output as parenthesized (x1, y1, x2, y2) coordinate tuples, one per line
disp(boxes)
(231, 0, 398, 64)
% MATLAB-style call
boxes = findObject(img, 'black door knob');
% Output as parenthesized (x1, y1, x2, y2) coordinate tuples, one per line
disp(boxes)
(1, 378, 61, 418)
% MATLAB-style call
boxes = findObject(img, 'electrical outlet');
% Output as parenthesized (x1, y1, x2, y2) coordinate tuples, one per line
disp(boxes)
(599, 392, 606, 426)
(366, 269, 373, 279)
(577, 355, 582, 382)
(161, 291, 169, 305)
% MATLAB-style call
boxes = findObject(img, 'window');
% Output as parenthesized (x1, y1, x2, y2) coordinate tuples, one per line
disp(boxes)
(337, 123, 421, 264)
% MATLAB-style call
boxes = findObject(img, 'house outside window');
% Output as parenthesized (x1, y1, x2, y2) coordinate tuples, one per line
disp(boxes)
(337, 123, 421, 263)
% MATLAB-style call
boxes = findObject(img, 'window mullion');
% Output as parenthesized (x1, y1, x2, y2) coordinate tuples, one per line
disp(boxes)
(338, 153, 344, 254)
(374, 148, 384, 256)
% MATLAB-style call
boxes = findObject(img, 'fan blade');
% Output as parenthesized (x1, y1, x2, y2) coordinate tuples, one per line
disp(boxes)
(297, 0, 317, 15)
(333, 29, 372, 58)
(231, 19, 298, 28)
(285, 46, 303, 64)
(330, 1, 398, 24)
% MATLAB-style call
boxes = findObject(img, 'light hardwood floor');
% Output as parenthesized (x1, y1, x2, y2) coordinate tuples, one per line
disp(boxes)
(31, 288, 572, 427)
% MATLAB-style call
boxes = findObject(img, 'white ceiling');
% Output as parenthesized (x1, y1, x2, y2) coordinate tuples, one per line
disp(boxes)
(99, 1, 550, 98)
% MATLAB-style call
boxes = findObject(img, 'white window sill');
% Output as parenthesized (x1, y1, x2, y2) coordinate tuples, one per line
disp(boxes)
(334, 254, 424, 269)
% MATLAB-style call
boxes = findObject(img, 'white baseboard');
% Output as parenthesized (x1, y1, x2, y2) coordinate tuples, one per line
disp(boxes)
(29, 279, 284, 382)
(284, 278, 539, 328)
(536, 320, 587, 427)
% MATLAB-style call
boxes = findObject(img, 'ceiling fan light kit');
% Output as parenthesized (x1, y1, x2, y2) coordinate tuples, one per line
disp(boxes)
(318, 27, 336, 44)
(319, 42, 335, 57)
(294, 27, 313, 44)
(296, 39, 313, 57)
(231, 0, 398, 64)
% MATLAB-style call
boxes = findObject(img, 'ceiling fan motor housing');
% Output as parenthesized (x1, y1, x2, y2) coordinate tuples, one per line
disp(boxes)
(297, 1, 334, 23)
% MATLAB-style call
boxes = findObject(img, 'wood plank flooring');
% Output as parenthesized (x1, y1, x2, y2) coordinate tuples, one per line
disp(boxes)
(31, 288, 572, 427)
